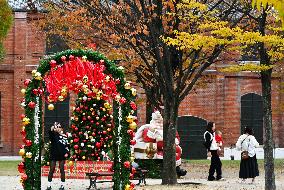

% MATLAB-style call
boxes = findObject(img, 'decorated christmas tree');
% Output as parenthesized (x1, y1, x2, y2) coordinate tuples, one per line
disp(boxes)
(69, 89, 114, 161)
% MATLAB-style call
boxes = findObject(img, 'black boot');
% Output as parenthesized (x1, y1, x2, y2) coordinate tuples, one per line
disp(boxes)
(59, 185, 64, 190)
(46, 187, 52, 190)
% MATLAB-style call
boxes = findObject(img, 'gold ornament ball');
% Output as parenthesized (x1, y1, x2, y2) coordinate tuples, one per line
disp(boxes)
(126, 115, 134, 123)
(129, 122, 137, 130)
(58, 96, 64, 101)
(21, 89, 26, 95)
(115, 94, 121, 102)
(92, 87, 98, 93)
(82, 156, 86, 160)
(68, 161, 74, 166)
(82, 84, 88, 89)
(124, 82, 131, 90)
(48, 104, 55, 111)
(131, 88, 137, 96)
(31, 70, 37, 76)
(47, 162, 50, 166)
(82, 56, 87, 61)
(34, 72, 42, 80)
(26, 152, 32, 158)
(22, 117, 30, 126)
(19, 149, 25, 156)
(105, 76, 110, 82)
(130, 156, 135, 162)
(104, 102, 110, 109)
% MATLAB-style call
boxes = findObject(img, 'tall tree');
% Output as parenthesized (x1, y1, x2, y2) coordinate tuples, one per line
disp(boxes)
(34, 0, 254, 185)
(0, 0, 13, 60)
(220, 2, 284, 189)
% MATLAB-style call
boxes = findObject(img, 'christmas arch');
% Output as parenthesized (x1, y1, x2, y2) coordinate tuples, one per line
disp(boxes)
(18, 49, 137, 190)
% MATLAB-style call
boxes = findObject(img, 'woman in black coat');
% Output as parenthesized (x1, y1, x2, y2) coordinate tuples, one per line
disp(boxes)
(47, 122, 69, 190)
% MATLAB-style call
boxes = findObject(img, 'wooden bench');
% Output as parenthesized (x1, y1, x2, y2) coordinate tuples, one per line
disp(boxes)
(86, 169, 148, 190)
(86, 171, 114, 190)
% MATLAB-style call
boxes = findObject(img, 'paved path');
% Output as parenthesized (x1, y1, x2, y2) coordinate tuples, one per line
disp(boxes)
(1, 176, 284, 190)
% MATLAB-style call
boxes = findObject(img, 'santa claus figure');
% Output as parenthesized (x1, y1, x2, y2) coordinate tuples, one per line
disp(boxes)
(134, 111, 182, 166)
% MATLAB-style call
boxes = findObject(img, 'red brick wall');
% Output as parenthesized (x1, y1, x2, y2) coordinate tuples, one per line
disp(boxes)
(0, 12, 45, 155)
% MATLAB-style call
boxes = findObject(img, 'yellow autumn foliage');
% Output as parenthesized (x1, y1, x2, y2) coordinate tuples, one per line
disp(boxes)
(164, 0, 284, 73)
(252, 0, 284, 24)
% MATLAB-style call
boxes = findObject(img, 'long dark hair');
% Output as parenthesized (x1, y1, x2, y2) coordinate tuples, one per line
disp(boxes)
(244, 127, 253, 135)
(206, 122, 215, 133)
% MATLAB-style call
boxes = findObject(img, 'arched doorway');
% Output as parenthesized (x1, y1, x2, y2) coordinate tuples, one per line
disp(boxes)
(18, 49, 136, 190)
(241, 93, 263, 144)
(177, 116, 207, 159)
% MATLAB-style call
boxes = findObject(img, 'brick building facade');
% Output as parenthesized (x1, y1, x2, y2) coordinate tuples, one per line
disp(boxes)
(0, 11, 44, 155)
(0, 11, 284, 158)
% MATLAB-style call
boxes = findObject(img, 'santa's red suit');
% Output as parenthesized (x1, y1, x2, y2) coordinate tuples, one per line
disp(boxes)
(142, 129, 182, 165)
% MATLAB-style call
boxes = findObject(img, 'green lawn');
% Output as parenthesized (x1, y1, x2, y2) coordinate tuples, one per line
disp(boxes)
(186, 159, 284, 171)
(0, 161, 20, 176)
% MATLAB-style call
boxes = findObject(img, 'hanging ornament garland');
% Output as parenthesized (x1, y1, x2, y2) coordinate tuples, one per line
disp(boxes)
(18, 49, 137, 190)
(69, 90, 114, 161)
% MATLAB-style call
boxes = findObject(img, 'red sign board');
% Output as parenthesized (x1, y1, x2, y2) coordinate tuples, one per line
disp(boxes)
(42, 161, 113, 180)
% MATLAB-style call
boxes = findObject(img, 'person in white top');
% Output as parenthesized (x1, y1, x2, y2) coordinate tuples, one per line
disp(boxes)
(203, 122, 223, 181)
(236, 127, 259, 184)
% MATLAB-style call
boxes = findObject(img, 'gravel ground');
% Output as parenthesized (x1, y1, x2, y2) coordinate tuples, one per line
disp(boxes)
(1, 175, 284, 190)
(1, 160, 284, 190)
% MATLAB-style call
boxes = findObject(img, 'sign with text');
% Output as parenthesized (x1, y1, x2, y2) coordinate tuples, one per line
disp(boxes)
(41, 161, 113, 179)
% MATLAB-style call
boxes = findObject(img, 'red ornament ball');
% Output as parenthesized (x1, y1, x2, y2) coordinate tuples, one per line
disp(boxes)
(69, 55, 75, 60)
(124, 161, 131, 168)
(50, 60, 57, 68)
(32, 89, 38, 95)
(130, 102, 137, 110)
(74, 145, 79, 149)
(18, 162, 25, 173)
(95, 142, 101, 148)
(20, 114, 25, 120)
(119, 97, 127, 104)
(24, 79, 31, 86)
(130, 140, 136, 145)
(28, 102, 36, 109)
(20, 130, 26, 137)
(61, 56, 66, 62)
(130, 183, 135, 189)
(21, 173, 28, 181)
(25, 140, 32, 147)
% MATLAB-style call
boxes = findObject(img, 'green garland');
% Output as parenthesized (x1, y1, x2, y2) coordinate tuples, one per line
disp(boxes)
(19, 49, 136, 190)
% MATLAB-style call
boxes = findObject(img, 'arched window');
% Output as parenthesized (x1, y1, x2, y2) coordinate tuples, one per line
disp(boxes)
(241, 93, 263, 144)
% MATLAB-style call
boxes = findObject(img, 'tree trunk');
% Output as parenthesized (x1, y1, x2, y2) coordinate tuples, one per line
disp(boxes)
(146, 94, 154, 124)
(161, 98, 178, 185)
(261, 69, 276, 190)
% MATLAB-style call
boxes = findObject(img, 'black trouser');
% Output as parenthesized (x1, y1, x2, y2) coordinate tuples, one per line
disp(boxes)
(48, 160, 65, 182)
(208, 150, 222, 179)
